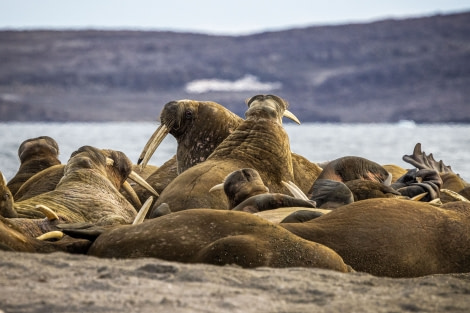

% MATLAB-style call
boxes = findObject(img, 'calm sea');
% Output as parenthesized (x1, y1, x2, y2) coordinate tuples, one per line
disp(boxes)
(1, 122, 469, 182)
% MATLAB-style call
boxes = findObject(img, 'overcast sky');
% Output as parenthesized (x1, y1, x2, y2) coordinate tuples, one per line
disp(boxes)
(1, 0, 468, 35)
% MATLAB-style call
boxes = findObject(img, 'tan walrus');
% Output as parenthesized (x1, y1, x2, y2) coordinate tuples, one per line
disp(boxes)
(281, 198, 470, 277)
(12, 146, 157, 237)
(148, 94, 303, 214)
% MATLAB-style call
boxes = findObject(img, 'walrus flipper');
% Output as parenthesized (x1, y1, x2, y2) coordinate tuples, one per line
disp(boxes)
(57, 223, 110, 241)
(403, 143, 454, 174)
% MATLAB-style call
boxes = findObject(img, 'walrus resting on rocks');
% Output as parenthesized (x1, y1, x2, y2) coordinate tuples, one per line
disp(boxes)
(148, 94, 303, 214)
(0, 172, 16, 218)
(11, 146, 158, 237)
(7, 136, 61, 197)
(281, 198, 470, 278)
(61, 209, 352, 272)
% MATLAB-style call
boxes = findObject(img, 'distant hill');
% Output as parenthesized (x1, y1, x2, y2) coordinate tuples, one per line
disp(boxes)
(1, 12, 469, 123)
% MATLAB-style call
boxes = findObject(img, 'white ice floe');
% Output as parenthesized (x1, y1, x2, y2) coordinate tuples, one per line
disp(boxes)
(185, 74, 282, 93)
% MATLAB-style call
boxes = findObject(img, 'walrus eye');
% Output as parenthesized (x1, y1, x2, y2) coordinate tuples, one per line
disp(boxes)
(185, 110, 193, 120)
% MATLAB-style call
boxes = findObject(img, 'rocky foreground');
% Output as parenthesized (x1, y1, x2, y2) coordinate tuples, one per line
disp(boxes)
(0, 251, 469, 313)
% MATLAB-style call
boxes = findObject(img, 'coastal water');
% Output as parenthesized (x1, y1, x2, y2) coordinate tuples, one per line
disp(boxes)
(1, 122, 469, 182)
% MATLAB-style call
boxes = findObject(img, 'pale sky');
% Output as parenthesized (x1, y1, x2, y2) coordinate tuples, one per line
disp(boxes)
(0, 0, 469, 35)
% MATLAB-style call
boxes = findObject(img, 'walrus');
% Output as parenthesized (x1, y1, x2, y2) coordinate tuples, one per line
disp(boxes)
(13, 164, 65, 201)
(136, 99, 323, 204)
(12, 146, 157, 237)
(7, 136, 61, 197)
(281, 198, 470, 278)
(147, 94, 303, 214)
(0, 172, 16, 218)
(63, 209, 352, 272)
(0, 215, 91, 253)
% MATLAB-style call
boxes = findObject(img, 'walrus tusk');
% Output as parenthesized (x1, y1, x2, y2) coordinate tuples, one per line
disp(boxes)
(282, 181, 310, 201)
(36, 231, 64, 241)
(209, 183, 224, 193)
(410, 192, 428, 201)
(132, 196, 153, 225)
(106, 157, 114, 166)
(283, 110, 301, 125)
(1, 172, 6, 185)
(128, 171, 160, 197)
(441, 189, 470, 202)
(383, 172, 392, 186)
(35, 204, 59, 221)
(138, 124, 170, 169)
(122, 181, 142, 208)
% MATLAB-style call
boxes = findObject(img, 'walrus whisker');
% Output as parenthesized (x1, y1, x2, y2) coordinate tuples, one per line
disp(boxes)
(35, 204, 59, 221)
(209, 183, 224, 193)
(283, 110, 301, 125)
(441, 188, 470, 202)
(410, 192, 428, 201)
(128, 171, 160, 197)
(36, 231, 64, 241)
(122, 181, 142, 208)
(282, 181, 310, 201)
(132, 196, 153, 225)
(138, 124, 170, 169)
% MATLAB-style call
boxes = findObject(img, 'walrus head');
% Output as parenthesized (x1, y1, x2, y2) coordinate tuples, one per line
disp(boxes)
(245, 94, 300, 125)
(64, 146, 133, 190)
(210, 168, 270, 210)
(138, 99, 242, 172)
(0, 172, 16, 218)
(17, 136, 59, 163)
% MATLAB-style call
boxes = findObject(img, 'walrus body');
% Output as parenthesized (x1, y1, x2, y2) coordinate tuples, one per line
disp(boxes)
(282, 198, 470, 277)
(0, 172, 16, 218)
(13, 146, 137, 235)
(7, 136, 61, 196)
(150, 95, 301, 213)
(87, 209, 352, 272)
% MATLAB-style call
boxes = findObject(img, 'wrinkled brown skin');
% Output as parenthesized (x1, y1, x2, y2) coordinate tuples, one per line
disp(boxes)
(13, 146, 137, 236)
(345, 179, 401, 201)
(87, 209, 352, 272)
(0, 172, 16, 218)
(7, 136, 61, 197)
(150, 95, 298, 213)
(312, 156, 390, 185)
(282, 198, 470, 278)
(0, 216, 91, 253)
(13, 164, 65, 201)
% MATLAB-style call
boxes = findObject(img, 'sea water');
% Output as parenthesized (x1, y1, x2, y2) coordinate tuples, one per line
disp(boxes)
(1, 122, 469, 181)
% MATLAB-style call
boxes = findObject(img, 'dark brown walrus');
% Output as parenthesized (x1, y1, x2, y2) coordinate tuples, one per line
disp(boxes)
(7, 136, 61, 197)
(136, 99, 322, 204)
(12, 146, 139, 236)
(148, 94, 303, 214)
(0, 172, 16, 218)
(81, 209, 352, 272)
(281, 198, 470, 278)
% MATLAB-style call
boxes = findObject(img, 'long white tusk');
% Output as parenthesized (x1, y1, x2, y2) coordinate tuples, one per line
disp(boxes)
(132, 196, 153, 225)
(128, 171, 159, 197)
(283, 110, 301, 125)
(282, 181, 310, 201)
(106, 157, 114, 166)
(209, 183, 224, 193)
(441, 189, 470, 202)
(383, 172, 392, 186)
(138, 124, 170, 169)
(1, 172, 6, 185)
(410, 192, 428, 201)
(36, 231, 64, 241)
(122, 181, 142, 208)
(35, 204, 59, 221)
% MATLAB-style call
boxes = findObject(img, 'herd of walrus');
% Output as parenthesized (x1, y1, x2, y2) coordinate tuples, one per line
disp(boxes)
(1, 94, 469, 278)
